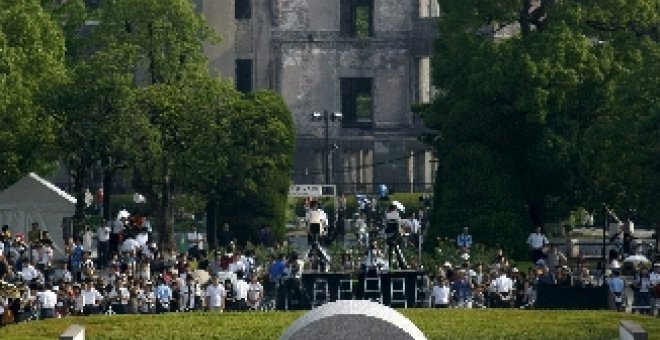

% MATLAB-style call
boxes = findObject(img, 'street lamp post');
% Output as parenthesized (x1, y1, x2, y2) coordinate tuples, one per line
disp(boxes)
(312, 111, 342, 184)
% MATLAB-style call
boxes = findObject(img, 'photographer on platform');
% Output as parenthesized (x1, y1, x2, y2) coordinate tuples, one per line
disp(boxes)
(384, 205, 407, 270)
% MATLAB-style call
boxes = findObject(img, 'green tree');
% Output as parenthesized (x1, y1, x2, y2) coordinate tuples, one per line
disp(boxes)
(216, 91, 296, 244)
(90, 0, 218, 250)
(0, 0, 66, 189)
(424, 0, 658, 257)
(54, 45, 141, 226)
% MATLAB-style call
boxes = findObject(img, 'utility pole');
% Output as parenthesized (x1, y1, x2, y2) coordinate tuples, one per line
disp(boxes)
(312, 111, 342, 184)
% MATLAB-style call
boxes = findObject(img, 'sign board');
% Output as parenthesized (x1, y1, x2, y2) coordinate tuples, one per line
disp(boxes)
(289, 185, 336, 197)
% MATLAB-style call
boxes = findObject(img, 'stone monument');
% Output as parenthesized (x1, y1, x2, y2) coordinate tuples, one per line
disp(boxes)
(280, 300, 427, 340)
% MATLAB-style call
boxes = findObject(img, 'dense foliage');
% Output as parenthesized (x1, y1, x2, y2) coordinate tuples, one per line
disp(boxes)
(0, 0, 295, 248)
(2, 310, 659, 340)
(423, 0, 659, 257)
(0, 0, 66, 188)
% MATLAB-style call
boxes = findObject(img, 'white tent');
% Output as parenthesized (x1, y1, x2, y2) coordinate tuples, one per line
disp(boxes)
(0, 173, 76, 259)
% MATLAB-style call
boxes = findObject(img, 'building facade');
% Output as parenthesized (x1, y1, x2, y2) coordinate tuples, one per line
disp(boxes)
(198, 0, 440, 193)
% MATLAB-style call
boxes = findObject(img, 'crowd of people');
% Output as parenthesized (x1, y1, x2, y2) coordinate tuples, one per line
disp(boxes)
(0, 218, 268, 327)
(426, 225, 660, 314)
(0, 202, 658, 328)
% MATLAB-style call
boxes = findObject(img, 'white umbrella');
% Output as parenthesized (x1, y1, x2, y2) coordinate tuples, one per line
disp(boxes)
(623, 255, 650, 265)
(392, 201, 405, 213)
(117, 209, 130, 220)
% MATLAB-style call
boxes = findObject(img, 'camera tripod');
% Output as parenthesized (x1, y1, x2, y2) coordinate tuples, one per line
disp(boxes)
(305, 232, 330, 272)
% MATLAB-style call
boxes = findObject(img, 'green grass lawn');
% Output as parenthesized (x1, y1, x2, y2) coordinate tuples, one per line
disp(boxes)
(2, 309, 658, 340)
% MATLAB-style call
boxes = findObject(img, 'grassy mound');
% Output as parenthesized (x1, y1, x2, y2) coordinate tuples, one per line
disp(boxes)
(2, 309, 658, 339)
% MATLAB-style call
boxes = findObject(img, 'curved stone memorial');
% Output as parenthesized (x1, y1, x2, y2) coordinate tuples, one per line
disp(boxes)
(280, 300, 427, 340)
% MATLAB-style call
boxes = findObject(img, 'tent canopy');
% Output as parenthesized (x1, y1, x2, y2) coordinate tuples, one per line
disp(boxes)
(0, 173, 76, 259)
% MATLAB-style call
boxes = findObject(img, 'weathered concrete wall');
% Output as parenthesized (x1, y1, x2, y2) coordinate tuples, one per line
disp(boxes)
(201, 0, 236, 79)
(278, 0, 341, 31)
(202, 0, 438, 191)
(201, 0, 272, 90)
(375, 0, 412, 34)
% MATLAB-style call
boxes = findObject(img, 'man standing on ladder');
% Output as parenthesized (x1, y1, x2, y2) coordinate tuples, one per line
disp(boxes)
(305, 201, 330, 271)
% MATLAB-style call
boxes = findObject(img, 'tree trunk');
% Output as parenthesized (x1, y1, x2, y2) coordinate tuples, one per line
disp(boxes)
(161, 154, 174, 253)
(529, 203, 543, 229)
(102, 160, 114, 222)
(206, 198, 217, 251)
(72, 165, 89, 234)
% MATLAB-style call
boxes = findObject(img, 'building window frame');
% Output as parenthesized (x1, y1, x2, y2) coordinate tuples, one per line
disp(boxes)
(340, 77, 374, 129)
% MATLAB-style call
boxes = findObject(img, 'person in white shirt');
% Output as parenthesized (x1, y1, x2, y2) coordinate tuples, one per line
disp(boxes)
(306, 201, 328, 242)
(97, 220, 111, 269)
(121, 237, 139, 254)
(138, 282, 156, 314)
(180, 276, 202, 311)
(205, 275, 226, 311)
(228, 253, 246, 273)
(108, 279, 130, 314)
(37, 284, 58, 318)
(246, 275, 264, 310)
(81, 280, 103, 315)
(235, 272, 250, 310)
(431, 277, 451, 308)
(135, 230, 149, 249)
(526, 226, 549, 263)
(20, 258, 40, 283)
(494, 271, 514, 307)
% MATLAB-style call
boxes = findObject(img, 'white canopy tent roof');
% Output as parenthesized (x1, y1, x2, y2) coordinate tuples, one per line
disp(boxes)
(0, 172, 76, 259)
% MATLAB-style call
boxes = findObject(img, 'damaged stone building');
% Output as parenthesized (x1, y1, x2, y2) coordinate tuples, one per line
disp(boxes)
(198, 0, 440, 193)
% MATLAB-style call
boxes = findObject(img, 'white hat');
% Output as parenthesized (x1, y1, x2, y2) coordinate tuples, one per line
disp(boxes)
(460, 253, 470, 261)
(443, 261, 452, 267)
(511, 267, 519, 273)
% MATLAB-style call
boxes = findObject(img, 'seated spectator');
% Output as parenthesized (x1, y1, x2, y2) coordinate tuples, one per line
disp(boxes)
(431, 276, 450, 308)
(20, 258, 40, 283)
(205, 275, 225, 311)
(493, 270, 514, 308)
(536, 261, 554, 285)
(451, 270, 472, 308)
(224, 279, 237, 311)
(246, 275, 264, 310)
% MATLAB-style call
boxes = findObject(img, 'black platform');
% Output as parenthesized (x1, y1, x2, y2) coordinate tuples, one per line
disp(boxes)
(275, 270, 427, 310)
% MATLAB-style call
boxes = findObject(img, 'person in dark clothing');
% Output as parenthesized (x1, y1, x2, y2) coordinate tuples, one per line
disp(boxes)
(224, 279, 237, 311)
(197, 251, 209, 271)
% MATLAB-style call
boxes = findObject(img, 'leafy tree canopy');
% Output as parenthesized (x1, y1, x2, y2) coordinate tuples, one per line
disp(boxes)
(0, 0, 66, 188)
(424, 0, 658, 256)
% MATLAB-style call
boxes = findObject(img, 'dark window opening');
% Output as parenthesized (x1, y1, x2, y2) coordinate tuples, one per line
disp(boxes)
(341, 78, 373, 128)
(235, 59, 252, 93)
(340, 0, 374, 38)
(235, 0, 251, 20)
